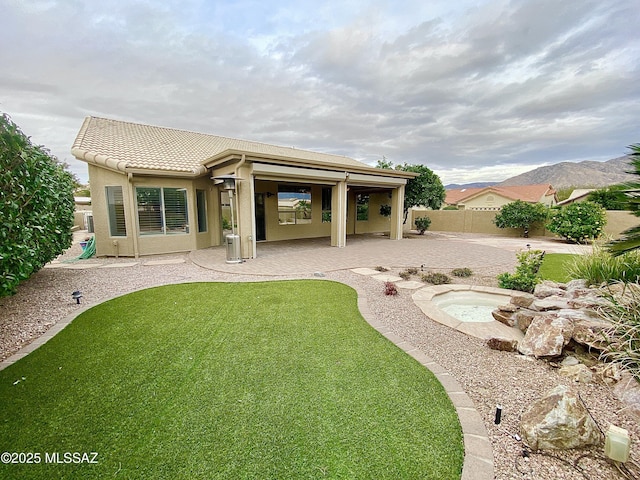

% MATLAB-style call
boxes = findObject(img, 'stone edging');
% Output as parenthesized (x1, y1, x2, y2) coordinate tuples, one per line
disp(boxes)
(354, 287, 495, 480)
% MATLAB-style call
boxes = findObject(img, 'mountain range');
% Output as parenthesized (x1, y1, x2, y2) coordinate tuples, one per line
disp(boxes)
(445, 156, 635, 190)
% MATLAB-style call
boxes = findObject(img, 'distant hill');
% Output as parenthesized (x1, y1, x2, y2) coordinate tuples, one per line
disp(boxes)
(445, 181, 499, 190)
(498, 156, 635, 189)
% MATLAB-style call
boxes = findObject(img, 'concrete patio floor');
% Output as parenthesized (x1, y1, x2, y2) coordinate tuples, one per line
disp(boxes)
(190, 231, 590, 276)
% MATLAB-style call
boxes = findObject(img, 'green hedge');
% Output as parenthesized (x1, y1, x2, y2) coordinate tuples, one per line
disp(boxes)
(0, 113, 75, 297)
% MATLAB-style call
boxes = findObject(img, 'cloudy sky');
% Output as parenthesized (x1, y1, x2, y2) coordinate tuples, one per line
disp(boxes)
(1, 0, 638, 185)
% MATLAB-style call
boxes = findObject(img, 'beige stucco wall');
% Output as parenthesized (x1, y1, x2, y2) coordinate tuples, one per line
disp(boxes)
(410, 208, 638, 239)
(89, 165, 224, 257)
(88, 165, 136, 257)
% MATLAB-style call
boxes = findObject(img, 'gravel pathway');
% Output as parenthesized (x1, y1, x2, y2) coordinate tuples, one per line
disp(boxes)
(1, 242, 639, 480)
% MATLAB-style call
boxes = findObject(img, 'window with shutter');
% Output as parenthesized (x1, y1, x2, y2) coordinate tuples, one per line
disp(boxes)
(136, 187, 189, 235)
(106, 186, 127, 236)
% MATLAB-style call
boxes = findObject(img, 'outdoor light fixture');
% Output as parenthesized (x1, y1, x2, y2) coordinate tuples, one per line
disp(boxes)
(211, 174, 242, 191)
(605, 425, 630, 463)
(526, 244, 531, 250)
(72, 290, 83, 304)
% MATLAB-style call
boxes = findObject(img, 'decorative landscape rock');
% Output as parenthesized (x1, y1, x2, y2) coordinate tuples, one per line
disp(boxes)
(518, 315, 574, 358)
(511, 292, 535, 308)
(515, 309, 536, 332)
(534, 283, 566, 299)
(613, 372, 640, 421)
(492, 306, 517, 327)
(559, 364, 593, 383)
(520, 385, 602, 450)
(486, 337, 519, 352)
(571, 318, 612, 351)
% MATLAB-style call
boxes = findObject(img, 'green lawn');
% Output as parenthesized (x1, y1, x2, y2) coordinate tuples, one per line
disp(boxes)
(538, 253, 578, 283)
(0, 281, 463, 479)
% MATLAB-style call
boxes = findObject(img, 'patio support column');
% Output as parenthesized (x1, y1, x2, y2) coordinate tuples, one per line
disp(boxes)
(390, 184, 405, 240)
(331, 181, 347, 247)
(235, 163, 256, 259)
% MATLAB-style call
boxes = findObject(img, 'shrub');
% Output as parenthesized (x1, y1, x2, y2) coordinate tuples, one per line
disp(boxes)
(383, 281, 398, 296)
(421, 272, 450, 285)
(414, 216, 431, 235)
(546, 201, 606, 243)
(497, 249, 544, 293)
(375, 266, 389, 272)
(399, 270, 412, 280)
(1, 114, 75, 297)
(598, 284, 640, 381)
(451, 267, 473, 277)
(406, 267, 418, 275)
(222, 217, 232, 230)
(567, 243, 640, 286)
(379, 204, 391, 217)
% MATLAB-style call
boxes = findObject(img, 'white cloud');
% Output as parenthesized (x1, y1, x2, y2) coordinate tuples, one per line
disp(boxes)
(0, 0, 638, 186)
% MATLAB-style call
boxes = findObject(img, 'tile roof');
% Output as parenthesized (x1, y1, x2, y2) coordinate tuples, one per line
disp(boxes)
(71, 116, 377, 176)
(445, 184, 556, 205)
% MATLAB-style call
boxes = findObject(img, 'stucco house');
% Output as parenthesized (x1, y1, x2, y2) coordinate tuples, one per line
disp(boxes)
(71, 117, 417, 259)
(444, 184, 557, 211)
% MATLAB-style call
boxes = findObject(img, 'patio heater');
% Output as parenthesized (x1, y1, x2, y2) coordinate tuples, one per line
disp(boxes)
(212, 175, 242, 263)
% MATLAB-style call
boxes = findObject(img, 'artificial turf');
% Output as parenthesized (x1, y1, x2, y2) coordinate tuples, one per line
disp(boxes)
(0, 280, 463, 479)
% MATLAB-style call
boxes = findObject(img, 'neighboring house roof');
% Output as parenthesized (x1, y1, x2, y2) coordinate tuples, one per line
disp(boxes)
(72, 116, 409, 178)
(557, 189, 595, 206)
(445, 184, 557, 206)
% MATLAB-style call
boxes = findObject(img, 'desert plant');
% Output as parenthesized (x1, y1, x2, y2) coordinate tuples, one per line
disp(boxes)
(414, 216, 431, 235)
(493, 200, 548, 238)
(567, 243, 640, 286)
(399, 270, 412, 280)
(451, 267, 473, 277)
(406, 267, 418, 275)
(497, 249, 544, 293)
(546, 201, 606, 243)
(421, 272, 450, 285)
(383, 281, 398, 296)
(608, 144, 640, 255)
(597, 284, 640, 381)
(375, 266, 389, 272)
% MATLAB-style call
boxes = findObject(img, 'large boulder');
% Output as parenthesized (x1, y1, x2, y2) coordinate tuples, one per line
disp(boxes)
(571, 318, 612, 351)
(518, 315, 574, 358)
(511, 293, 535, 308)
(520, 385, 602, 450)
(534, 282, 566, 299)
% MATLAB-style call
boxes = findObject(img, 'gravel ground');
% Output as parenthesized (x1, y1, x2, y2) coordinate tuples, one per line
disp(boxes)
(1, 241, 640, 480)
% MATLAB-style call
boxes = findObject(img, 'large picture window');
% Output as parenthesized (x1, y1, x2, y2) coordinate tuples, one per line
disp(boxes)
(106, 186, 126, 236)
(278, 185, 312, 225)
(136, 187, 189, 235)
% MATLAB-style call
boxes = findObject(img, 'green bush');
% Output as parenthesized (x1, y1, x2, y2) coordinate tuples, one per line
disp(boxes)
(493, 200, 548, 237)
(567, 244, 640, 286)
(0, 114, 75, 297)
(598, 284, 640, 382)
(546, 201, 606, 243)
(414, 216, 431, 234)
(421, 272, 450, 285)
(399, 270, 412, 280)
(451, 267, 473, 277)
(497, 249, 544, 293)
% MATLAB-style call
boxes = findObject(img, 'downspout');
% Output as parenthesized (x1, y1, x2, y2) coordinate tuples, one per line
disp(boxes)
(128, 172, 140, 258)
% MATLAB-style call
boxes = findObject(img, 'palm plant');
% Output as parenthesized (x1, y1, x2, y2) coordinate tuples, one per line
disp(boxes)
(608, 144, 640, 255)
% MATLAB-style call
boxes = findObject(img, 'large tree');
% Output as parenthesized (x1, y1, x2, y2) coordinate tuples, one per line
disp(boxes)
(376, 160, 445, 223)
(493, 200, 549, 238)
(608, 144, 640, 255)
(0, 113, 76, 296)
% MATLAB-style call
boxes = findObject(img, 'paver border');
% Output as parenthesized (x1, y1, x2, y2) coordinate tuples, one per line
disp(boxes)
(354, 285, 494, 480)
